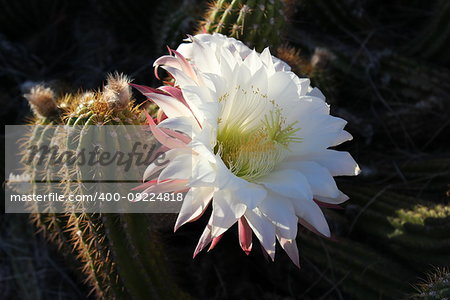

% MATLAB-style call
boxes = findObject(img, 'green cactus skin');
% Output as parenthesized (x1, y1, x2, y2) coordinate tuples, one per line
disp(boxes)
(21, 75, 190, 300)
(343, 185, 450, 268)
(201, 0, 287, 51)
(411, 268, 450, 300)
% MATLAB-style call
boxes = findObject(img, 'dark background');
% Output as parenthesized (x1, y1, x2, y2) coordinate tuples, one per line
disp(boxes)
(1, 0, 449, 299)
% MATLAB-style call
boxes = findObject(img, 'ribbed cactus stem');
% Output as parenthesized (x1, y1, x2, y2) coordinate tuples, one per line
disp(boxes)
(68, 213, 127, 299)
(21, 74, 190, 299)
(201, 0, 287, 51)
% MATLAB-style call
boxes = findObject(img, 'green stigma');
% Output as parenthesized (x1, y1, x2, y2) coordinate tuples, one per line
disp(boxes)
(215, 110, 301, 181)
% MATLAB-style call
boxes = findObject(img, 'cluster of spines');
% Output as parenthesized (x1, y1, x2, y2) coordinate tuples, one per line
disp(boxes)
(411, 268, 450, 299)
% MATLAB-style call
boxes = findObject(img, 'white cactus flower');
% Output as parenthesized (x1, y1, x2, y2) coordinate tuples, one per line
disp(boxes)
(133, 33, 360, 267)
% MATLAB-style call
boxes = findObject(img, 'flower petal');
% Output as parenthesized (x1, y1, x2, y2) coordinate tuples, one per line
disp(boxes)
(305, 150, 361, 177)
(244, 209, 276, 260)
(175, 187, 214, 231)
(143, 111, 188, 149)
(142, 179, 188, 195)
(277, 236, 300, 268)
(158, 153, 193, 182)
(280, 161, 340, 199)
(210, 189, 245, 237)
(193, 223, 213, 258)
(258, 169, 313, 201)
(238, 217, 253, 255)
(291, 197, 330, 237)
(259, 194, 298, 240)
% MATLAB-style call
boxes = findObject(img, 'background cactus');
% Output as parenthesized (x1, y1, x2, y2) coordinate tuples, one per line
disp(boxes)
(2, 0, 449, 299)
(411, 268, 450, 300)
(200, 0, 288, 51)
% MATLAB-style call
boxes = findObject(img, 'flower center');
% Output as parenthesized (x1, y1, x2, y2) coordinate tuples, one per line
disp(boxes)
(214, 86, 301, 181)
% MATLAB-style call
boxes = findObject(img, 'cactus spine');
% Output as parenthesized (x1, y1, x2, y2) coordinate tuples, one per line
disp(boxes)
(21, 74, 189, 299)
(411, 268, 450, 299)
(200, 0, 287, 51)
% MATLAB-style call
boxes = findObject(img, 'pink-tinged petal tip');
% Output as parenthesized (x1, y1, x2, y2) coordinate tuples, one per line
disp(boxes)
(207, 235, 223, 252)
(238, 217, 253, 255)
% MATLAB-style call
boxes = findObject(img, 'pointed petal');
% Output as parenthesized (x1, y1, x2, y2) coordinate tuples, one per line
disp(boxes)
(243, 50, 263, 74)
(193, 224, 213, 258)
(142, 148, 182, 181)
(314, 199, 343, 209)
(298, 218, 330, 238)
(210, 189, 245, 237)
(143, 91, 193, 119)
(277, 236, 300, 268)
(208, 234, 223, 251)
(238, 217, 253, 255)
(158, 153, 192, 182)
(307, 150, 361, 177)
(159, 86, 190, 108)
(281, 161, 340, 199)
(314, 190, 349, 204)
(244, 209, 276, 260)
(144, 111, 188, 149)
(291, 198, 330, 238)
(258, 169, 313, 201)
(142, 179, 188, 195)
(157, 116, 199, 138)
(174, 187, 214, 231)
(259, 195, 298, 240)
